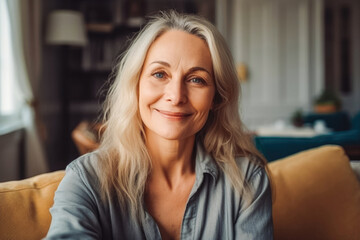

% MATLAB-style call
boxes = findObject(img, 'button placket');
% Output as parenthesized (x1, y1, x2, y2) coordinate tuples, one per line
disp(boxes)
(180, 197, 198, 240)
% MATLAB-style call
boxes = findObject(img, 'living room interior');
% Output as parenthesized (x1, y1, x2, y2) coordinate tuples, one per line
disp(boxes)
(1, 0, 360, 239)
(0, 0, 359, 180)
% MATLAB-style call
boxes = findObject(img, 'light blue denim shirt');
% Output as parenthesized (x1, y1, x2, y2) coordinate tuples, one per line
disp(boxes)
(45, 143, 273, 239)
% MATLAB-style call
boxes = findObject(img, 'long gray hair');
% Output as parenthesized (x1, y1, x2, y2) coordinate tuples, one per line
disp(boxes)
(98, 10, 266, 221)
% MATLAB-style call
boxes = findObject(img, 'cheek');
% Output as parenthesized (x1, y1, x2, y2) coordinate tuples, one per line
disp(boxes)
(138, 80, 163, 119)
(192, 91, 215, 113)
(139, 79, 162, 101)
(139, 80, 152, 106)
(138, 80, 150, 117)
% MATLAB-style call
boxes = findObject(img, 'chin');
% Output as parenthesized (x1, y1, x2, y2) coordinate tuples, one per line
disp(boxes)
(158, 133, 187, 141)
(154, 129, 194, 141)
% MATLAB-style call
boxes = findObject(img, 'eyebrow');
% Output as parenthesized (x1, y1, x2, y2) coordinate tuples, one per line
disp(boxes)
(150, 61, 171, 67)
(150, 61, 212, 75)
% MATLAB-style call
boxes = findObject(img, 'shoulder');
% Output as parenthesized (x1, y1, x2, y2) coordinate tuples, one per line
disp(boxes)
(233, 156, 274, 238)
(234, 155, 266, 183)
(67, 151, 101, 175)
(47, 152, 107, 239)
(64, 151, 102, 191)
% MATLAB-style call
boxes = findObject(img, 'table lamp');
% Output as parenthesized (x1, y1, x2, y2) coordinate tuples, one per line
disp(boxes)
(45, 10, 87, 162)
(46, 10, 87, 46)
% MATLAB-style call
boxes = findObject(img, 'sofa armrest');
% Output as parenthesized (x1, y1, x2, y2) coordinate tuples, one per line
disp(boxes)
(268, 145, 360, 240)
(0, 171, 65, 240)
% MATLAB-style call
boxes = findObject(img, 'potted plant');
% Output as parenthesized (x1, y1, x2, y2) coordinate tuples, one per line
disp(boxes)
(314, 90, 341, 113)
(291, 109, 304, 127)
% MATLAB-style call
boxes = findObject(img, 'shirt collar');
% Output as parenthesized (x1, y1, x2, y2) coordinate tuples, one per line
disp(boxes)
(194, 141, 219, 182)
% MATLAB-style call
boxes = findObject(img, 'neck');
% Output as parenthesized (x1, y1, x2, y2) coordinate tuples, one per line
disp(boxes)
(145, 130, 196, 189)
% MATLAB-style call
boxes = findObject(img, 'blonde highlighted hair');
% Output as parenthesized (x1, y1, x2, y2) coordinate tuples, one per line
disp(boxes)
(98, 10, 266, 221)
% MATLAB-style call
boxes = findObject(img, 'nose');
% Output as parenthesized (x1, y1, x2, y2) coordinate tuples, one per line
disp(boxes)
(165, 77, 187, 105)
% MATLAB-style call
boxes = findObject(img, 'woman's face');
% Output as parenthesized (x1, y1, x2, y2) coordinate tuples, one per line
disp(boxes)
(138, 30, 215, 141)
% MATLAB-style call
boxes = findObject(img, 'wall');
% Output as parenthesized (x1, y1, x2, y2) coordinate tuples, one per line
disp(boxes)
(216, 0, 324, 129)
(217, 0, 360, 128)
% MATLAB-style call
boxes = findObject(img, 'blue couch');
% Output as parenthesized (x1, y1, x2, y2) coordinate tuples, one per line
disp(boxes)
(255, 111, 360, 162)
(303, 111, 351, 131)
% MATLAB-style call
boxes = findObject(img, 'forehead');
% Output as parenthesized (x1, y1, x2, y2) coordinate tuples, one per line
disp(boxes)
(143, 30, 213, 70)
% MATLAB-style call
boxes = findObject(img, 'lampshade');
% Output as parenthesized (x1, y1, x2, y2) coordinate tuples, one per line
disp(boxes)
(46, 10, 87, 46)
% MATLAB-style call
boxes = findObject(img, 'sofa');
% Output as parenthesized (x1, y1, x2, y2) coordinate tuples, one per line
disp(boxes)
(303, 111, 351, 132)
(255, 111, 360, 162)
(1, 145, 360, 240)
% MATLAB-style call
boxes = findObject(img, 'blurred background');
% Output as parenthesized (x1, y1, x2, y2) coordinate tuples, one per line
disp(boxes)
(0, 0, 359, 181)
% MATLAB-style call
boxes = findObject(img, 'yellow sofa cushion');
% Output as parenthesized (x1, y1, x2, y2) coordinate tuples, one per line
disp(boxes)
(268, 145, 360, 240)
(0, 170, 65, 240)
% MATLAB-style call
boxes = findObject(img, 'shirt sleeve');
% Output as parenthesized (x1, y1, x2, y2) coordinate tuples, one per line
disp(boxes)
(234, 167, 274, 239)
(44, 165, 102, 239)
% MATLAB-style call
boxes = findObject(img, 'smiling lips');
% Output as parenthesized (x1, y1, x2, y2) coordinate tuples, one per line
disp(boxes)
(155, 109, 192, 120)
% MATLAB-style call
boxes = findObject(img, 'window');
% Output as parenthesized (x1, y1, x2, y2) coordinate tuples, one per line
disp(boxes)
(0, 0, 22, 133)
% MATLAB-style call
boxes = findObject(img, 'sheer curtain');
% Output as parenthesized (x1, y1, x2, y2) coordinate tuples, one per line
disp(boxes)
(5, 0, 48, 177)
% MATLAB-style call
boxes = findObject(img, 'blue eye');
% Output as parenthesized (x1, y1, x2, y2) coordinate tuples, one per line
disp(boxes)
(153, 72, 164, 79)
(190, 78, 205, 84)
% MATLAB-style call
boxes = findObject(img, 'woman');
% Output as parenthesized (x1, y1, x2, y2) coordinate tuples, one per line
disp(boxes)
(46, 11, 273, 239)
